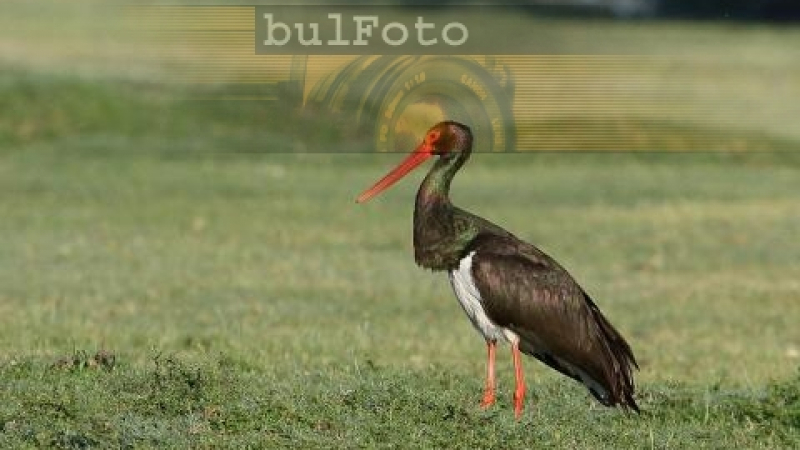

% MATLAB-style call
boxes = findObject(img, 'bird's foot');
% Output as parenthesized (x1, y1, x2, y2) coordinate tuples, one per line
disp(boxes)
(479, 390, 496, 409)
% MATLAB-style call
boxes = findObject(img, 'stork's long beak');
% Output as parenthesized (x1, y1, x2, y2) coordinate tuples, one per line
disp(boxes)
(356, 141, 433, 203)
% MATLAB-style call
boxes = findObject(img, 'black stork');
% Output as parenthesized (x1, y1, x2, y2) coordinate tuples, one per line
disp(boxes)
(357, 121, 639, 418)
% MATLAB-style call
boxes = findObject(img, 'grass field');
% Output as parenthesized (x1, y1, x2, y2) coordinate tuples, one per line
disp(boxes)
(1, 2, 800, 448)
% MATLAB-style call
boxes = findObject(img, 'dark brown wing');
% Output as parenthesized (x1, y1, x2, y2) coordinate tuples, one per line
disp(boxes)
(467, 233, 639, 411)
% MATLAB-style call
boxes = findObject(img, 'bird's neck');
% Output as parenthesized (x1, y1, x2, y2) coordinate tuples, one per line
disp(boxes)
(415, 151, 468, 208)
(413, 152, 473, 270)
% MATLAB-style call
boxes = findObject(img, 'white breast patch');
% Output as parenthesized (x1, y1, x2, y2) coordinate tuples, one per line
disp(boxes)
(448, 251, 507, 342)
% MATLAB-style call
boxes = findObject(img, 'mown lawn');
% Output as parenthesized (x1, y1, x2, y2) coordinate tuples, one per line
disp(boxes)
(1, 2, 799, 448)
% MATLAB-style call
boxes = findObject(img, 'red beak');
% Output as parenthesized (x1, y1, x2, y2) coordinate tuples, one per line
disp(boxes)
(356, 142, 433, 203)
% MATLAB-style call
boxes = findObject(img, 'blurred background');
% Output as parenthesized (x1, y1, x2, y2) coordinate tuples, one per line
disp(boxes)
(490, 0, 800, 20)
(0, 1, 798, 448)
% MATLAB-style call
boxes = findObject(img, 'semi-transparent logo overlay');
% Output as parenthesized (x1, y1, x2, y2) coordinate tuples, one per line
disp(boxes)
(255, 6, 503, 55)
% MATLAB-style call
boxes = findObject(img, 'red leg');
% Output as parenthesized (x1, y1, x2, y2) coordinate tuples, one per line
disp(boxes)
(511, 340, 526, 419)
(480, 340, 496, 409)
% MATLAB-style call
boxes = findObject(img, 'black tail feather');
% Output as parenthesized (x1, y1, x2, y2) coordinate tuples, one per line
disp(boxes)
(584, 291, 640, 412)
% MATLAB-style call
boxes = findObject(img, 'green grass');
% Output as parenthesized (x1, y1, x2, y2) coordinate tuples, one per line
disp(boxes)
(1, 149, 799, 448)
(2, 2, 800, 448)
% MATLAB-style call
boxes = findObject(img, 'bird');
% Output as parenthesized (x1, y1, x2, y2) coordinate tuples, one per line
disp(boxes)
(356, 121, 639, 419)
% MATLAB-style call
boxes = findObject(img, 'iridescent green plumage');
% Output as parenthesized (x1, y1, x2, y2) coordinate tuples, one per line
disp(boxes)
(412, 122, 510, 270)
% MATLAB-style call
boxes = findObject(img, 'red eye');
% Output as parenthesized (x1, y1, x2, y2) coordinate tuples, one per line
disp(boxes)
(426, 130, 441, 145)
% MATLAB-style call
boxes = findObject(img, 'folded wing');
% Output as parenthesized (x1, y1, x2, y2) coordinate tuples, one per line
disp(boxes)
(467, 233, 639, 411)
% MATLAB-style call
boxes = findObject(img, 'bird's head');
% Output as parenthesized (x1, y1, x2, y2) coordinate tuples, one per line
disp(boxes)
(356, 121, 472, 203)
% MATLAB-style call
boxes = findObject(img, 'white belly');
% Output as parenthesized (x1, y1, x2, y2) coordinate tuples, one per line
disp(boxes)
(448, 251, 509, 343)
